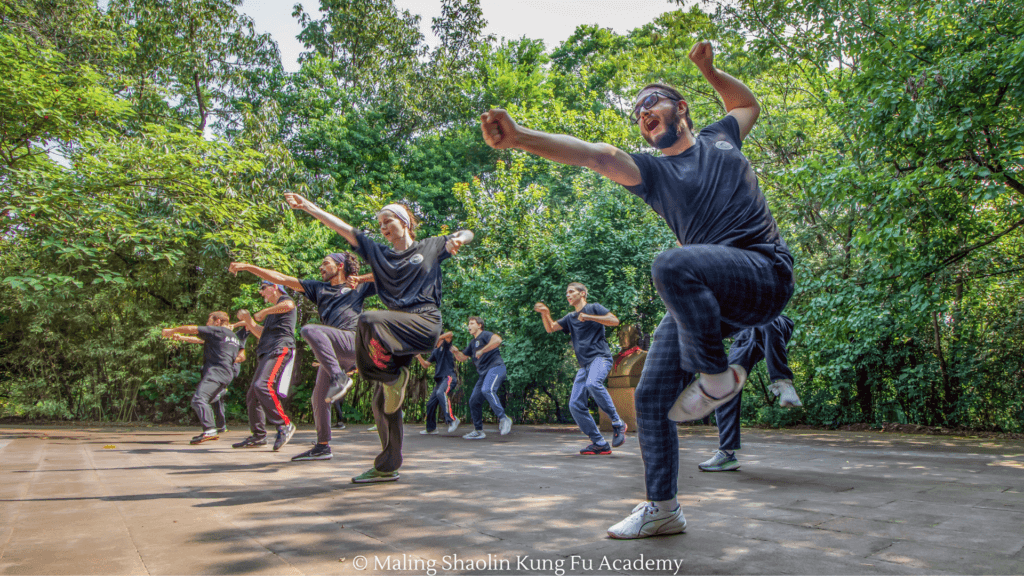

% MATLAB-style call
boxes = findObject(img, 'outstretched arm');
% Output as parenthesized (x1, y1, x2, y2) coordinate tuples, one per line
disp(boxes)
(162, 325, 199, 338)
(533, 302, 562, 333)
(228, 262, 303, 292)
(172, 334, 204, 344)
(445, 230, 475, 255)
(284, 193, 359, 248)
(480, 110, 641, 187)
(415, 354, 431, 370)
(689, 41, 760, 140)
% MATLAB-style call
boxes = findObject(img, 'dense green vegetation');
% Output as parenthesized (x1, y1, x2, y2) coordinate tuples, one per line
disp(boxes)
(2, 0, 1022, 432)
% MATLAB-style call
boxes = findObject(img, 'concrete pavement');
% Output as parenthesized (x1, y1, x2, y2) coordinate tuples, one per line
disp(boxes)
(1, 423, 1022, 575)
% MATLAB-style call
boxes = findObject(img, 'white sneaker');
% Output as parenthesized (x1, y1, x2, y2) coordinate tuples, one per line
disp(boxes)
(499, 416, 512, 435)
(667, 365, 746, 422)
(419, 429, 438, 435)
(768, 379, 803, 408)
(463, 430, 486, 440)
(447, 417, 461, 434)
(607, 502, 687, 539)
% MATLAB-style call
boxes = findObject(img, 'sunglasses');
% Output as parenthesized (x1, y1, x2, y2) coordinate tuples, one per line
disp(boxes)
(630, 91, 681, 124)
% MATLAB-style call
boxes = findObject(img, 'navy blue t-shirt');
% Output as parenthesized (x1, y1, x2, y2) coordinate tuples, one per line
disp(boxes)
(255, 295, 296, 358)
(462, 330, 504, 374)
(626, 116, 790, 262)
(197, 326, 244, 384)
(558, 303, 614, 368)
(299, 279, 376, 331)
(427, 341, 457, 384)
(353, 231, 452, 310)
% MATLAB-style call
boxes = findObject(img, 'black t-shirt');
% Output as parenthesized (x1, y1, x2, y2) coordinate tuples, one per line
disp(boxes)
(231, 327, 250, 379)
(255, 295, 297, 358)
(558, 302, 614, 368)
(626, 116, 790, 262)
(299, 279, 376, 331)
(353, 231, 452, 310)
(197, 326, 244, 384)
(427, 341, 457, 384)
(462, 330, 504, 374)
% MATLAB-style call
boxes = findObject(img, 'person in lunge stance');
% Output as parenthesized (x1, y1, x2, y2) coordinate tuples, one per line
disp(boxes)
(162, 311, 246, 444)
(534, 282, 627, 455)
(232, 282, 299, 452)
(415, 331, 461, 435)
(699, 315, 801, 472)
(480, 41, 794, 538)
(285, 192, 473, 483)
(173, 320, 249, 434)
(229, 253, 375, 462)
(452, 317, 512, 440)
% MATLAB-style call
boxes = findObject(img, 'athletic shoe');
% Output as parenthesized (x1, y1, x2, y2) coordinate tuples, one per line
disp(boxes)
(419, 429, 438, 435)
(291, 443, 333, 461)
(463, 430, 486, 440)
(768, 379, 803, 408)
(667, 365, 746, 422)
(447, 417, 461, 434)
(367, 424, 378, 432)
(190, 431, 219, 445)
(351, 468, 400, 483)
(216, 426, 229, 434)
(580, 442, 612, 455)
(273, 423, 296, 451)
(382, 367, 410, 414)
(499, 416, 513, 436)
(231, 435, 267, 449)
(333, 422, 346, 430)
(607, 502, 687, 539)
(699, 449, 740, 472)
(612, 421, 628, 447)
(324, 375, 354, 404)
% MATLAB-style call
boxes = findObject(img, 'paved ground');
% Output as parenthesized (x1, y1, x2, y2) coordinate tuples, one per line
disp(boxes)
(1, 423, 1023, 575)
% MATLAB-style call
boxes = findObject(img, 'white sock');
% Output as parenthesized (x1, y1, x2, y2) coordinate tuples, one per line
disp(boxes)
(654, 498, 679, 512)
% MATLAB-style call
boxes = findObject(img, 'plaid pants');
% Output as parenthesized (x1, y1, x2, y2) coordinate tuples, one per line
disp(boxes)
(637, 245, 793, 501)
(716, 314, 795, 451)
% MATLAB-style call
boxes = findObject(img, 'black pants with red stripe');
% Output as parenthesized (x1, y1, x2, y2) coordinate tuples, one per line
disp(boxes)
(425, 375, 458, 431)
(246, 348, 294, 437)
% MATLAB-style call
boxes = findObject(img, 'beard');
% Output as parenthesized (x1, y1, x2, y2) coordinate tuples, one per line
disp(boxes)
(643, 112, 684, 149)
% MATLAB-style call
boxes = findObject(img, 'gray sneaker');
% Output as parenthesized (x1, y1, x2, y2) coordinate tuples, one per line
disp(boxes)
(699, 449, 740, 472)
(463, 430, 486, 440)
(498, 416, 512, 436)
(447, 417, 461, 434)
(768, 380, 803, 408)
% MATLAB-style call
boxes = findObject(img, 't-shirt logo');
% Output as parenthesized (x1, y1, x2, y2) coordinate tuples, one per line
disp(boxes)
(409, 254, 425, 265)
(339, 287, 352, 295)
(715, 141, 734, 150)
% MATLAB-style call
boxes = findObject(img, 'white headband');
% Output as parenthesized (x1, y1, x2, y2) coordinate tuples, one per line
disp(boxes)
(379, 203, 411, 229)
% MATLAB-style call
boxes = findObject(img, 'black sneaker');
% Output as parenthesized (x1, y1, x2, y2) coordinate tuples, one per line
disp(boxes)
(190, 431, 219, 445)
(291, 443, 333, 461)
(273, 423, 296, 451)
(232, 435, 267, 448)
(333, 422, 346, 430)
(612, 422, 628, 447)
(580, 443, 612, 455)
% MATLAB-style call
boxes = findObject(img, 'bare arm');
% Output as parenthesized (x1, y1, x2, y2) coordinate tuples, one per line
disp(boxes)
(161, 325, 199, 338)
(689, 41, 760, 140)
(237, 310, 262, 339)
(475, 334, 502, 358)
(445, 229, 475, 255)
(173, 334, 205, 345)
(228, 262, 302, 292)
(452, 347, 471, 363)
(253, 299, 296, 323)
(284, 193, 358, 248)
(579, 310, 620, 327)
(347, 273, 374, 289)
(480, 110, 641, 187)
(533, 302, 562, 333)
(415, 354, 431, 370)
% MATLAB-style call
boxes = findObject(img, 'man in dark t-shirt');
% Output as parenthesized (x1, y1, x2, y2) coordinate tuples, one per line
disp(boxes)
(480, 42, 794, 538)
(535, 282, 627, 455)
(415, 331, 461, 435)
(232, 281, 298, 452)
(452, 317, 512, 439)
(162, 311, 245, 444)
(230, 253, 376, 462)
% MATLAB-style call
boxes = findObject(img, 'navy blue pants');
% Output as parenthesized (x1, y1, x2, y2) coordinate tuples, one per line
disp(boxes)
(636, 245, 793, 501)
(425, 375, 458, 430)
(469, 365, 507, 430)
(716, 315, 795, 451)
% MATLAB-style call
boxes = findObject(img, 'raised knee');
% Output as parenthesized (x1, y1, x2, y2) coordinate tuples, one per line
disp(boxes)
(300, 324, 317, 339)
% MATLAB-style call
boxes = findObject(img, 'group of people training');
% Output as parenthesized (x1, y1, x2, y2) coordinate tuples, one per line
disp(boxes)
(161, 41, 800, 539)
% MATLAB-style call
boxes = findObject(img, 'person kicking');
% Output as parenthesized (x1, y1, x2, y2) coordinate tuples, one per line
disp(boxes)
(232, 282, 299, 452)
(161, 311, 245, 444)
(230, 253, 375, 462)
(700, 315, 801, 472)
(535, 282, 627, 455)
(481, 41, 794, 538)
(415, 331, 461, 435)
(452, 317, 512, 439)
